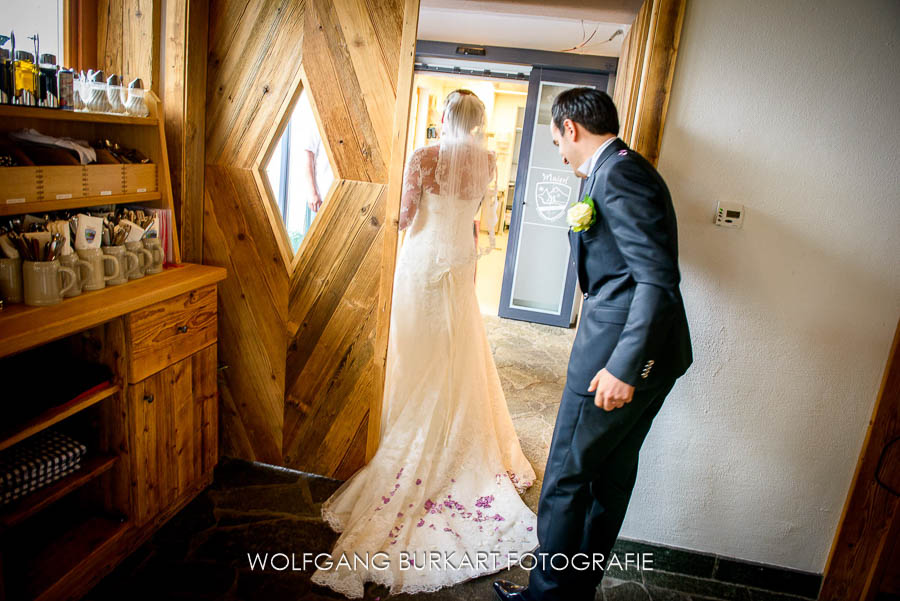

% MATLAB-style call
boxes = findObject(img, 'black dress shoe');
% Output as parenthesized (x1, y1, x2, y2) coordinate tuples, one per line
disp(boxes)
(493, 579, 531, 601)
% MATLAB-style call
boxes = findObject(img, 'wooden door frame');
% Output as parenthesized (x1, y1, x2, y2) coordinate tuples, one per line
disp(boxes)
(614, 0, 687, 167)
(820, 318, 900, 600)
(373, 0, 687, 458)
(372, 0, 420, 460)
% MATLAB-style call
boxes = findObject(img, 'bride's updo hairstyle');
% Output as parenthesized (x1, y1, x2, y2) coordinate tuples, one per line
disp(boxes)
(437, 89, 491, 200)
(441, 89, 486, 142)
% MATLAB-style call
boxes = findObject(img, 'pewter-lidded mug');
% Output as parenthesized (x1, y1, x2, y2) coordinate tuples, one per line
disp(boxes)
(59, 252, 95, 297)
(142, 238, 164, 274)
(0, 257, 23, 303)
(77, 248, 120, 291)
(23, 259, 77, 306)
(125, 240, 154, 279)
(102, 245, 138, 286)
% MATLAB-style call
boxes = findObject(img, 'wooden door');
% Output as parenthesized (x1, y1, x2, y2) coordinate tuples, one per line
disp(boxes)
(128, 347, 217, 526)
(204, 0, 418, 477)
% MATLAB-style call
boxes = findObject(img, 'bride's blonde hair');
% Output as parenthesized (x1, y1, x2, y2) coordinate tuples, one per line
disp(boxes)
(434, 89, 492, 202)
(441, 89, 486, 142)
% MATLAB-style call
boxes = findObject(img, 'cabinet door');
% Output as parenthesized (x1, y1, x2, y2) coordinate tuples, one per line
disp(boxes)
(192, 345, 218, 483)
(128, 346, 217, 526)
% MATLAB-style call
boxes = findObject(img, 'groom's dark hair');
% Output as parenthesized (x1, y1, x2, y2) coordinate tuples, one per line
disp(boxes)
(552, 88, 619, 136)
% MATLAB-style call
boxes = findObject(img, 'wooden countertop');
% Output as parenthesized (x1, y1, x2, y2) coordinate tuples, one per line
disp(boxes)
(0, 263, 227, 359)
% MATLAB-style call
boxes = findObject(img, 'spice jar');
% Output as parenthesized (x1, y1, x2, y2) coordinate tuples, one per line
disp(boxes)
(38, 53, 59, 108)
(57, 68, 74, 110)
(0, 48, 12, 105)
(13, 50, 38, 106)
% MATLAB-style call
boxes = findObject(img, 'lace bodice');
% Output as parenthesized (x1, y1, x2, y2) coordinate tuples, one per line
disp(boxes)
(400, 145, 497, 231)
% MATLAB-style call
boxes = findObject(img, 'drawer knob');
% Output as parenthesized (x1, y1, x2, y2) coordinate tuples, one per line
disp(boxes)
(177, 325, 189, 334)
(144, 393, 155, 403)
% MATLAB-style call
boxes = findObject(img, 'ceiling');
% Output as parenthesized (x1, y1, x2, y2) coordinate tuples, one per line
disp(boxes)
(420, 0, 644, 23)
(418, 1, 639, 57)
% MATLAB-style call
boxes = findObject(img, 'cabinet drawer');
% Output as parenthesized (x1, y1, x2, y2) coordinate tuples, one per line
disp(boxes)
(125, 285, 217, 383)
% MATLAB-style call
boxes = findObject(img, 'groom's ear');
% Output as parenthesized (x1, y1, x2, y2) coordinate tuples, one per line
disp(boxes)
(564, 118, 579, 142)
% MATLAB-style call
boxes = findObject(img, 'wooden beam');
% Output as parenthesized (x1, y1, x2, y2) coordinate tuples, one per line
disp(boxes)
(820, 318, 900, 600)
(371, 0, 420, 461)
(613, 0, 685, 167)
(97, 0, 160, 91)
(164, 0, 209, 263)
(632, 0, 685, 165)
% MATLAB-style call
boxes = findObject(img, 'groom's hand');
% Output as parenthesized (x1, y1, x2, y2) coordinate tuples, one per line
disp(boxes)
(588, 368, 635, 411)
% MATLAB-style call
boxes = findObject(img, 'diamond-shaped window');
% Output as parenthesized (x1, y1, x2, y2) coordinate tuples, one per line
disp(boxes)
(261, 84, 335, 257)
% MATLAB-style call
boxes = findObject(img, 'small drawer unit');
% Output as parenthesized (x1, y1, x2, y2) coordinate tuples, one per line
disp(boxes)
(125, 284, 218, 383)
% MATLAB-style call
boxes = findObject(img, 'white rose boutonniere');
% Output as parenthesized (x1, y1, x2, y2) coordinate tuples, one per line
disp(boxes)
(567, 195, 596, 232)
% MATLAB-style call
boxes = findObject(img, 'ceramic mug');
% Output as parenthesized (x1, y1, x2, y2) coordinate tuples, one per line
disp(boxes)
(59, 252, 95, 297)
(142, 238, 164, 274)
(102, 245, 138, 286)
(0, 257, 23, 303)
(23, 260, 77, 306)
(125, 240, 154, 279)
(77, 248, 120, 291)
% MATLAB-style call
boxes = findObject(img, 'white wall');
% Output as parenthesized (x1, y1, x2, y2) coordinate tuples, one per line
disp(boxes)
(1, 0, 64, 63)
(620, 0, 900, 573)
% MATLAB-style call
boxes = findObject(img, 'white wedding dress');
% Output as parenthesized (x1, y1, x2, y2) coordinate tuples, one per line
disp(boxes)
(311, 144, 539, 598)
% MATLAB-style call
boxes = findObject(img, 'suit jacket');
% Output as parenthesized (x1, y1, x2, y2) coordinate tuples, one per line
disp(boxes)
(566, 138, 692, 394)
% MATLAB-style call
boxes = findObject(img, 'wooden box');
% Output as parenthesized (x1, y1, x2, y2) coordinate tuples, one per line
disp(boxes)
(84, 165, 125, 197)
(123, 164, 158, 194)
(0, 166, 41, 205)
(40, 165, 87, 201)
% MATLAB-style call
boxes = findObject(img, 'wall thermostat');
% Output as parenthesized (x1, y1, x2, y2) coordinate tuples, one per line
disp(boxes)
(715, 201, 744, 228)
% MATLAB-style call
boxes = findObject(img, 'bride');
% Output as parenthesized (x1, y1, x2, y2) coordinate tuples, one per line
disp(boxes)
(311, 89, 539, 598)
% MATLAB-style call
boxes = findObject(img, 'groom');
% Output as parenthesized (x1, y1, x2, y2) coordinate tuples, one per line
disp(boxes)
(494, 88, 692, 601)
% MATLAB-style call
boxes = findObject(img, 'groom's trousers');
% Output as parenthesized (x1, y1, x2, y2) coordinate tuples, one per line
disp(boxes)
(525, 377, 676, 601)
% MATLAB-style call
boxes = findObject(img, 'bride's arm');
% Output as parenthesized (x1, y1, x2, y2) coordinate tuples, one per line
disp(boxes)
(399, 148, 424, 230)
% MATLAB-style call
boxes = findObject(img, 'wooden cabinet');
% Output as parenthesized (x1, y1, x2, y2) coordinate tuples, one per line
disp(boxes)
(0, 91, 223, 601)
(0, 266, 226, 601)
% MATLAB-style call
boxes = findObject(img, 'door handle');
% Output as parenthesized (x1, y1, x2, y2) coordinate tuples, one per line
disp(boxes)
(144, 393, 154, 403)
(177, 325, 189, 334)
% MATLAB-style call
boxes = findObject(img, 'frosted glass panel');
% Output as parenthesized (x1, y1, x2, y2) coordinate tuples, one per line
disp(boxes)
(508, 82, 581, 314)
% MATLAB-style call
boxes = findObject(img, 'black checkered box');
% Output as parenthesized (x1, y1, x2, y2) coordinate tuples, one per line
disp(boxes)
(1, 461, 82, 505)
(0, 430, 87, 505)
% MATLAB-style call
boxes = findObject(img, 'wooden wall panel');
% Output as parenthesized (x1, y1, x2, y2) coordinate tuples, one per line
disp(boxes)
(97, 0, 160, 93)
(203, 0, 414, 474)
(282, 0, 414, 476)
(203, 164, 289, 464)
(164, 0, 209, 263)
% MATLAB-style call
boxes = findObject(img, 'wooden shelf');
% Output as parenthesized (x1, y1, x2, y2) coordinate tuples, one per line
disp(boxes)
(0, 191, 162, 216)
(0, 263, 227, 359)
(0, 384, 119, 453)
(0, 454, 119, 529)
(19, 514, 129, 601)
(0, 104, 158, 126)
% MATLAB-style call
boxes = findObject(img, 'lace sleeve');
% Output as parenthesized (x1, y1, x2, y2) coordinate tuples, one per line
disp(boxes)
(400, 148, 424, 230)
(478, 151, 500, 258)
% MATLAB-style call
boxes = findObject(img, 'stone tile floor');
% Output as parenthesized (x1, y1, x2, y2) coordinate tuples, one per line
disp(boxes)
(83, 315, 755, 601)
(85, 458, 748, 601)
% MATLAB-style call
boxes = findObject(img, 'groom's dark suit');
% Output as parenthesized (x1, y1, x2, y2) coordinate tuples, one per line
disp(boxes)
(526, 138, 692, 600)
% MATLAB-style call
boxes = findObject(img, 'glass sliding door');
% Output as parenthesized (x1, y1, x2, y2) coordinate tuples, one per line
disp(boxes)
(499, 68, 609, 326)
